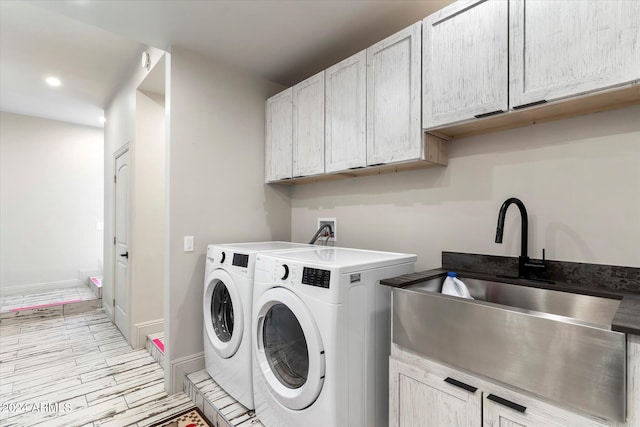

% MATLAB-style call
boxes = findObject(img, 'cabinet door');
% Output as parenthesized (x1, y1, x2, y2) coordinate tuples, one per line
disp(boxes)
(482, 392, 606, 427)
(389, 358, 481, 427)
(292, 71, 325, 177)
(325, 50, 366, 173)
(265, 88, 292, 182)
(510, 0, 640, 109)
(367, 22, 422, 166)
(423, 0, 508, 129)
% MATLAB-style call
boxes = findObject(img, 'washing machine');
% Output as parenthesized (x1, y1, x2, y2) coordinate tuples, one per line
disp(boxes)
(203, 241, 315, 410)
(252, 247, 416, 427)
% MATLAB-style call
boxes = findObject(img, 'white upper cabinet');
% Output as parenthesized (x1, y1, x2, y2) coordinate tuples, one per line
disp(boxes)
(367, 22, 422, 166)
(292, 71, 325, 178)
(423, 0, 508, 128)
(265, 88, 292, 182)
(325, 50, 367, 173)
(510, 0, 640, 109)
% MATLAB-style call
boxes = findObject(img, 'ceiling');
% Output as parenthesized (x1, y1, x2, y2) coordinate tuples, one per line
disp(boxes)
(1, 0, 453, 128)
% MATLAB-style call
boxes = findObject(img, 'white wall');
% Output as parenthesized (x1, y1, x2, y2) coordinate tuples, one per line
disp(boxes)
(131, 88, 165, 346)
(103, 48, 165, 324)
(0, 112, 104, 292)
(165, 46, 290, 392)
(291, 105, 640, 270)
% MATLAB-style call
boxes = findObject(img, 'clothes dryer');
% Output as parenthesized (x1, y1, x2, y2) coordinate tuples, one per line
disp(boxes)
(203, 241, 314, 410)
(252, 247, 416, 426)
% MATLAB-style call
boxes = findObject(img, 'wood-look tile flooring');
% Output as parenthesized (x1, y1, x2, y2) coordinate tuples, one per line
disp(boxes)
(0, 286, 101, 325)
(0, 310, 192, 427)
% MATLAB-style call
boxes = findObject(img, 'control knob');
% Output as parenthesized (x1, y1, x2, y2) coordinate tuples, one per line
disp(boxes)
(220, 251, 226, 264)
(280, 264, 290, 280)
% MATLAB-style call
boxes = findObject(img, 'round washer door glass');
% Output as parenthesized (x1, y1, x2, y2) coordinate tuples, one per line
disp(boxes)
(263, 303, 308, 388)
(255, 287, 324, 410)
(203, 269, 243, 359)
(211, 281, 234, 342)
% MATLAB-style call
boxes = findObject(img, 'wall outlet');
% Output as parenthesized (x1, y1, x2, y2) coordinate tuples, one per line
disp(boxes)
(317, 218, 336, 244)
(184, 236, 194, 252)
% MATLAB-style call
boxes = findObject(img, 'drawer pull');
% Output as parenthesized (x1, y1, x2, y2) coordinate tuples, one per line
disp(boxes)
(444, 377, 478, 393)
(487, 394, 527, 413)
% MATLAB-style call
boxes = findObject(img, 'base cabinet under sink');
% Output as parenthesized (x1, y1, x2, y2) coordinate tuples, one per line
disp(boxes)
(389, 352, 614, 427)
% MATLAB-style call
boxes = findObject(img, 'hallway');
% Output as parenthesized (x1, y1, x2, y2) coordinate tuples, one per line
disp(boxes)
(0, 310, 191, 427)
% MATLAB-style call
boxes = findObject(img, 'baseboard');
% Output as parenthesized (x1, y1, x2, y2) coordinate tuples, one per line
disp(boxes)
(78, 269, 103, 283)
(168, 352, 205, 394)
(0, 279, 83, 297)
(103, 302, 114, 321)
(133, 318, 164, 350)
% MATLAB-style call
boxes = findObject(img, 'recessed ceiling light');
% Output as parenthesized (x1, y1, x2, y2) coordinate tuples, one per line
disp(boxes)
(45, 76, 61, 87)
(99, 116, 107, 124)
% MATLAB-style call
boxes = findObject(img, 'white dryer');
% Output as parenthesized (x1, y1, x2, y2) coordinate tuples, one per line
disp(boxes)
(203, 241, 314, 410)
(252, 247, 416, 427)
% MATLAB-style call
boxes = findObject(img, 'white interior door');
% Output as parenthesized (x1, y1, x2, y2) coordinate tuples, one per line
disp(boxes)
(114, 148, 130, 340)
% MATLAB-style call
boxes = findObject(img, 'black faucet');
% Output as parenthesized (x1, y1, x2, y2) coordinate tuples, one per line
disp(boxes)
(495, 197, 547, 279)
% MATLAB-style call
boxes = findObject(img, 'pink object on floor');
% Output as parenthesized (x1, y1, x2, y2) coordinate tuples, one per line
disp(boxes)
(11, 299, 83, 312)
(152, 338, 165, 353)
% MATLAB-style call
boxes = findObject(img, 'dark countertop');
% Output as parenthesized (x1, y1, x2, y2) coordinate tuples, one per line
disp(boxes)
(381, 265, 640, 336)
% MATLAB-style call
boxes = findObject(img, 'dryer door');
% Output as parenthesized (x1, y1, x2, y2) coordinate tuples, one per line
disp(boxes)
(255, 287, 325, 410)
(204, 269, 244, 358)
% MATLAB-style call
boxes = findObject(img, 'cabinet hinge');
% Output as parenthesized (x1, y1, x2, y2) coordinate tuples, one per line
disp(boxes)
(114, 175, 117, 183)
(113, 236, 116, 245)
(113, 299, 116, 307)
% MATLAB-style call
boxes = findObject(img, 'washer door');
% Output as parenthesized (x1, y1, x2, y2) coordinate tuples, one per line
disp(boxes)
(255, 287, 325, 410)
(204, 269, 243, 358)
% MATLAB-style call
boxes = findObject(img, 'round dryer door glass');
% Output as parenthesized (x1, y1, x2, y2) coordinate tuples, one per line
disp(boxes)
(263, 303, 309, 389)
(211, 281, 234, 342)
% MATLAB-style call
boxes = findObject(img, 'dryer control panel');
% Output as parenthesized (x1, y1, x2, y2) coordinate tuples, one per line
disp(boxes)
(302, 267, 331, 289)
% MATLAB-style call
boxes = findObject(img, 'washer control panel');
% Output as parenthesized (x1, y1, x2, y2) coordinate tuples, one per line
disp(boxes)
(302, 267, 331, 289)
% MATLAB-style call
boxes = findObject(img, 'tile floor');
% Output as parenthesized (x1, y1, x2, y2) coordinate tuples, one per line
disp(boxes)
(184, 371, 263, 427)
(0, 286, 101, 325)
(0, 309, 193, 427)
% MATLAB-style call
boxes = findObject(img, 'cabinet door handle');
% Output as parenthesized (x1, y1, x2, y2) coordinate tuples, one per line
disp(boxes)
(474, 110, 504, 119)
(512, 100, 547, 110)
(487, 394, 527, 413)
(444, 377, 478, 393)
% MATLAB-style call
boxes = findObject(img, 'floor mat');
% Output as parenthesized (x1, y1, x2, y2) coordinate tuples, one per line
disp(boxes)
(149, 407, 213, 427)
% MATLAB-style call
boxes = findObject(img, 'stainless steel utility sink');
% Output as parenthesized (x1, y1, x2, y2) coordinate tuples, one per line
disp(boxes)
(392, 275, 626, 422)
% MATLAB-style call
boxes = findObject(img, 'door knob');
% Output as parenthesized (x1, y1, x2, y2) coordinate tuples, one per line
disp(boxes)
(120, 252, 129, 259)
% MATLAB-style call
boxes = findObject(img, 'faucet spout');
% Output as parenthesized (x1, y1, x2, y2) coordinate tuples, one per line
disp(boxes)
(495, 197, 531, 278)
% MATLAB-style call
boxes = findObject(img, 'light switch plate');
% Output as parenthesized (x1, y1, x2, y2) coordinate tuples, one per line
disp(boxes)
(184, 236, 194, 252)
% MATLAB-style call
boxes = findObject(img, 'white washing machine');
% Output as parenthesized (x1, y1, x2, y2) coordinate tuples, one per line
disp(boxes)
(203, 241, 315, 410)
(252, 247, 416, 427)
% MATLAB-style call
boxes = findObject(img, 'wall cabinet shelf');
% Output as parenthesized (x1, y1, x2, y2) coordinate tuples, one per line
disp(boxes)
(423, 0, 640, 140)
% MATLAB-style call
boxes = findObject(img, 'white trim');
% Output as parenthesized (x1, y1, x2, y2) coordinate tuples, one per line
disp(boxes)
(113, 141, 130, 158)
(168, 352, 205, 394)
(103, 300, 114, 321)
(133, 318, 164, 350)
(0, 279, 83, 296)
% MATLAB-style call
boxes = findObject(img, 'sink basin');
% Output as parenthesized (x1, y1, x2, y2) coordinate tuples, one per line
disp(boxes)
(392, 275, 626, 422)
